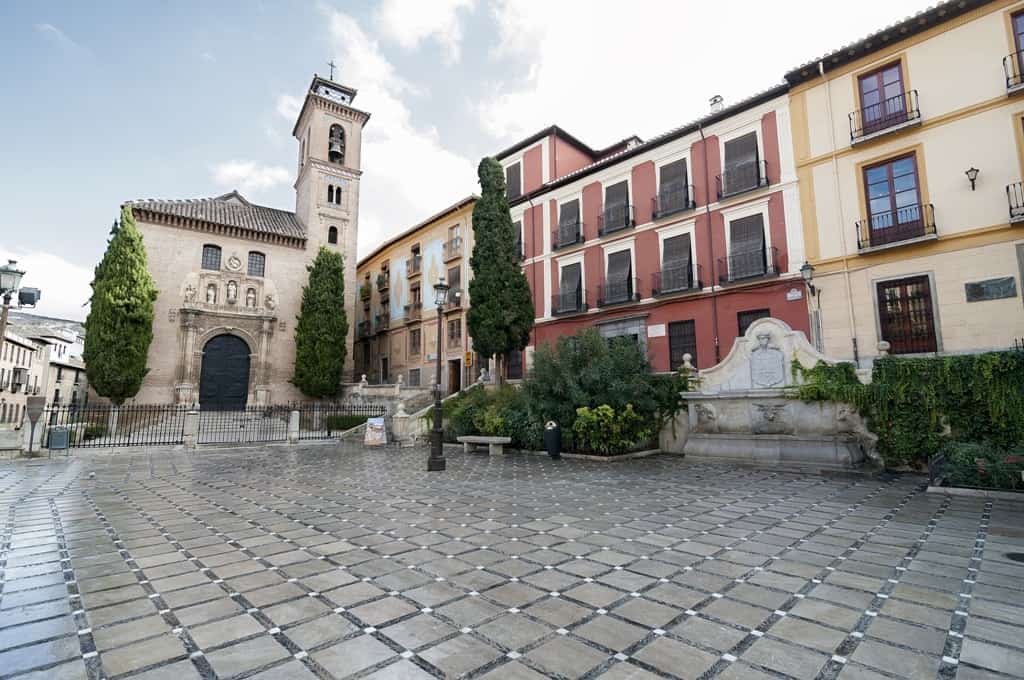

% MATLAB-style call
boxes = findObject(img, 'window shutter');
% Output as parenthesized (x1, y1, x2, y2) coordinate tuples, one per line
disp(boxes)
(607, 250, 631, 282)
(662, 234, 691, 267)
(559, 199, 580, 228)
(447, 266, 461, 290)
(660, 160, 687, 191)
(724, 132, 758, 171)
(729, 215, 765, 254)
(506, 163, 521, 198)
(561, 263, 581, 293)
(605, 181, 628, 208)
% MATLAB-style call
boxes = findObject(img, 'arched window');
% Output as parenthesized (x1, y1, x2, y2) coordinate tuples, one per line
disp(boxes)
(328, 124, 345, 164)
(247, 251, 266, 277)
(328, 226, 338, 245)
(327, 185, 335, 203)
(201, 244, 222, 270)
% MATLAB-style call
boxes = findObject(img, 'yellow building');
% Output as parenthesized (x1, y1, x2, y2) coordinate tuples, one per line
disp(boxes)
(787, 0, 1024, 362)
(355, 197, 479, 392)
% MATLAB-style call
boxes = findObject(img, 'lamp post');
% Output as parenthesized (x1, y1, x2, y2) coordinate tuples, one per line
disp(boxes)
(0, 259, 26, 342)
(799, 261, 817, 297)
(427, 276, 450, 472)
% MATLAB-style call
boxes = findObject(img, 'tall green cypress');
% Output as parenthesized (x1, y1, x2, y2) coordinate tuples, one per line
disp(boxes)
(467, 157, 535, 382)
(292, 246, 348, 398)
(83, 206, 157, 405)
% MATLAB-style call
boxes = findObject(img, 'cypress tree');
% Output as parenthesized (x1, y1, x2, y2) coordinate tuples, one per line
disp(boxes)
(467, 157, 535, 383)
(83, 206, 157, 405)
(292, 246, 348, 398)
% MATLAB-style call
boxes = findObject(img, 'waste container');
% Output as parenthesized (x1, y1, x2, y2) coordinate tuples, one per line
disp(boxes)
(544, 421, 561, 460)
(48, 427, 70, 451)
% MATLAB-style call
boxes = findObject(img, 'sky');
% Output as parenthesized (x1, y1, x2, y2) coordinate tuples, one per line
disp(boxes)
(0, 0, 931, 321)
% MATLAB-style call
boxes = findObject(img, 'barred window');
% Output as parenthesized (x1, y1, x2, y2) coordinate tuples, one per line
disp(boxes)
(409, 329, 422, 355)
(201, 244, 221, 270)
(408, 368, 421, 387)
(668, 320, 697, 371)
(247, 252, 266, 277)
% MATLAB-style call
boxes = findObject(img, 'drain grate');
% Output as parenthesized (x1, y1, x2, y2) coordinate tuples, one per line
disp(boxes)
(1006, 553, 1024, 563)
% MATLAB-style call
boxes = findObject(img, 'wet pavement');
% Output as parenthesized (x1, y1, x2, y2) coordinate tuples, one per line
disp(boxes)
(1, 444, 1022, 679)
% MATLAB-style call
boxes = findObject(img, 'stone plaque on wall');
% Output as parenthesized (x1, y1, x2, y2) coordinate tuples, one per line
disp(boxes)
(965, 277, 1017, 302)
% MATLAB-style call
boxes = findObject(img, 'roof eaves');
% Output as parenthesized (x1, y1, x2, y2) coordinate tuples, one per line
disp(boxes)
(357, 195, 479, 267)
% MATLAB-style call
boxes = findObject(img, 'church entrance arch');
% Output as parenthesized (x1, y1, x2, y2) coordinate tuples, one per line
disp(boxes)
(199, 334, 251, 410)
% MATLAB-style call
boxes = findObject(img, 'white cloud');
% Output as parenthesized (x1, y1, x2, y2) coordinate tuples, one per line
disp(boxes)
(210, 161, 290, 194)
(324, 9, 477, 258)
(375, 0, 476, 64)
(34, 23, 81, 51)
(0, 246, 92, 322)
(275, 94, 302, 121)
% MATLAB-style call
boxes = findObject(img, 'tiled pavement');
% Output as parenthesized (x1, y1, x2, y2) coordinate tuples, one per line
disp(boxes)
(1, 445, 1023, 680)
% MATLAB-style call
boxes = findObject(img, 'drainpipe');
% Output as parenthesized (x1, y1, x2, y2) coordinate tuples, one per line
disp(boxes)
(527, 192, 538, 352)
(697, 123, 722, 363)
(820, 60, 861, 364)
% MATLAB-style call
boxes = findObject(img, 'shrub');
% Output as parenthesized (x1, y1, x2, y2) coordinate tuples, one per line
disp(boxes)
(323, 415, 368, 432)
(82, 424, 107, 441)
(572, 404, 652, 455)
(941, 441, 1024, 491)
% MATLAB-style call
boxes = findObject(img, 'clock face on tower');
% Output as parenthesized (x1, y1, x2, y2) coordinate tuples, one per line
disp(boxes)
(316, 85, 351, 105)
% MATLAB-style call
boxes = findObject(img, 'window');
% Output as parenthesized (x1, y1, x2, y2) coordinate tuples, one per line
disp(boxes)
(409, 329, 422, 355)
(327, 185, 334, 204)
(1015, 11, 1024, 55)
(557, 262, 583, 313)
(411, 285, 421, 305)
(661, 233, 693, 292)
(408, 368, 421, 386)
(506, 162, 521, 200)
(858, 62, 906, 133)
(863, 155, 924, 247)
(601, 181, 631, 234)
(668, 320, 697, 370)
(328, 226, 338, 245)
(512, 220, 523, 259)
(877, 275, 937, 354)
(247, 252, 266, 277)
(506, 350, 523, 380)
(728, 214, 767, 280)
(738, 309, 770, 337)
(328, 124, 345, 164)
(657, 159, 690, 216)
(201, 245, 222, 270)
(603, 249, 633, 304)
(556, 199, 581, 248)
(447, 319, 462, 347)
(722, 132, 760, 196)
(448, 224, 461, 241)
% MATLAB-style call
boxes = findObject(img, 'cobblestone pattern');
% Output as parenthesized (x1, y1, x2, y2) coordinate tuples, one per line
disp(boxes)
(1, 445, 1022, 679)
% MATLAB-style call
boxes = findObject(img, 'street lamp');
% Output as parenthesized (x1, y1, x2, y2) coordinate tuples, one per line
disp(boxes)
(0, 259, 26, 342)
(799, 261, 817, 297)
(427, 276, 450, 472)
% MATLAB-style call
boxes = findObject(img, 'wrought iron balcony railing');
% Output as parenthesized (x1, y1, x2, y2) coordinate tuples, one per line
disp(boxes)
(409, 255, 422, 276)
(551, 291, 587, 316)
(855, 203, 936, 250)
(552, 221, 584, 250)
(1004, 51, 1024, 93)
(375, 315, 390, 332)
(716, 160, 769, 199)
(597, 277, 640, 307)
(404, 302, 422, 322)
(359, 283, 371, 301)
(443, 236, 463, 261)
(376, 273, 389, 292)
(717, 247, 779, 285)
(357, 320, 372, 338)
(1008, 182, 1024, 222)
(445, 289, 463, 311)
(651, 263, 703, 296)
(652, 184, 696, 219)
(849, 89, 921, 143)
(598, 203, 634, 236)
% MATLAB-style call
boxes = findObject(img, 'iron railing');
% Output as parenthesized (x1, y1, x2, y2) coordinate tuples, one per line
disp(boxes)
(409, 255, 422, 276)
(717, 160, 769, 199)
(553, 221, 584, 250)
(1004, 51, 1024, 91)
(404, 302, 422, 322)
(443, 237, 463, 261)
(44, 403, 187, 448)
(849, 89, 920, 142)
(652, 184, 696, 219)
(652, 263, 703, 296)
(598, 203, 634, 236)
(855, 203, 936, 250)
(296, 402, 387, 441)
(445, 289, 463, 311)
(359, 284, 371, 301)
(717, 247, 779, 285)
(376, 273, 389, 292)
(552, 291, 586, 315)
(358, 320, 372, 338)
(375, 315, 390, 332)
(597, 277, 639, 306)
(197, 405, 290, 444)
(1008, 182, 1024, 222)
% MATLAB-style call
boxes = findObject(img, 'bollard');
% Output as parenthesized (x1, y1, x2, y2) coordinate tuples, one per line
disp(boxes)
(183, 410, 199, 449)
(288, 410, 300, 444)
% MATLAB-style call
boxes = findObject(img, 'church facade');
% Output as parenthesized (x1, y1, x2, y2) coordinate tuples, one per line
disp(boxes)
(129, 75, 368, 407)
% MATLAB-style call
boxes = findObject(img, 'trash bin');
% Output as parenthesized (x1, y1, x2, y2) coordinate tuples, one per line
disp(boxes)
(48, 427, 70, 451)
(544, 421, 561, 460)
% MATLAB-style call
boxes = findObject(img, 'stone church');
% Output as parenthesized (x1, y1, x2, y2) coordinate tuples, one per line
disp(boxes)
(129, 75, 368, 407)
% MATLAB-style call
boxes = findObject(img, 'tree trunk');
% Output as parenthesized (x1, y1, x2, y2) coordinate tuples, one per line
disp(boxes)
(493, 354, 505, 389)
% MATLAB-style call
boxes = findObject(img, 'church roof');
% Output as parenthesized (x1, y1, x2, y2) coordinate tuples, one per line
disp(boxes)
(127, 191, 306, 241)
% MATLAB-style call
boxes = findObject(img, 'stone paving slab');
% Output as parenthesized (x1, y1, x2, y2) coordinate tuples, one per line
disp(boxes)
(1, 445, 1023, 679)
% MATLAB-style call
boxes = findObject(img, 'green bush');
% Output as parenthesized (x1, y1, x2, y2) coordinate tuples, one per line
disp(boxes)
(941, 441, 1024, 491)
(324, 415, 368, 431)
(83, 424, 107, 441)
(572, 404, 652, 456)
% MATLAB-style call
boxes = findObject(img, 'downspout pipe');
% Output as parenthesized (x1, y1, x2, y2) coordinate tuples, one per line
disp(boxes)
(697, 123, 721, 363)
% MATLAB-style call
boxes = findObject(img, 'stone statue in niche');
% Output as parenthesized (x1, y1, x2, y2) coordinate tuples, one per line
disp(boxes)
(205, 283, 217, 304)
(749, 331, 786, 388)
(226, 281, 238, 304)
(184, 284, 196, 303)
(246, 288, 257, 308)
(265, 294, 276, 311)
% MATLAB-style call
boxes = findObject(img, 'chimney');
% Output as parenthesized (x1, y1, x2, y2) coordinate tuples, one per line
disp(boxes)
(709, 95, 724, 113)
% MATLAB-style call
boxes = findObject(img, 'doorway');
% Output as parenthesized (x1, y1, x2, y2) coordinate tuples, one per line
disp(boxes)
(199, 334, 251, 410)
(447, 359, 462, 395)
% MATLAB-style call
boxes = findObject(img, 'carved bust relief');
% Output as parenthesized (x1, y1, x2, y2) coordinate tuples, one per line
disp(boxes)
(750, 331, 786, 388)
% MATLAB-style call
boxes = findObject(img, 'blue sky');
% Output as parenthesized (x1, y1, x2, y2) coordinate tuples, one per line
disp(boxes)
(0, 0, 928, 320)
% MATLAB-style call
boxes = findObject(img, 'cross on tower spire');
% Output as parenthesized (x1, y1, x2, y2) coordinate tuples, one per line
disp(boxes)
(327, 60, 336, 81)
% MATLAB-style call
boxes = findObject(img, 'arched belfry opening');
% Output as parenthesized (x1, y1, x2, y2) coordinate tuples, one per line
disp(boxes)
(328, 124, 345, 165)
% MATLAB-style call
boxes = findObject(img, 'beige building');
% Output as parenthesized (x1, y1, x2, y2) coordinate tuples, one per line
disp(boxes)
(355, 197, 481, 392)
(0, 331, 44, 430)
(129, 75, 368, 407)
(788, 0, 1024, 362)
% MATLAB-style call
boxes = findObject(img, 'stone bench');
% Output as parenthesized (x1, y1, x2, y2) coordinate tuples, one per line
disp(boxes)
(457, 435, 512, 456)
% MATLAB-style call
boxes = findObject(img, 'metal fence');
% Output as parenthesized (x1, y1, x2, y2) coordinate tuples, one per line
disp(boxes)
(296, 402, 387, 441)
(197, 405, 291, 444)
(44, 404, 188, 448)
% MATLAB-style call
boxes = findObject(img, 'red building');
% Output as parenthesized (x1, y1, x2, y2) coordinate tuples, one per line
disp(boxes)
(496, 86, 810, 374)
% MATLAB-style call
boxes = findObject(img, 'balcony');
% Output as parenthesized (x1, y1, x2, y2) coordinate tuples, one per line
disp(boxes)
(596, 277, 640, 307)
(444, 289, 463, 312)
(855, 203, 936, 251)
(376, 272, 389, 292)
(1008, 182, 1024, 223)
(375, 314, 390, 333)
(717, 247, 779, 285)
(1005, 51, 1024, 95)
(716, 161, 769, 200)
(652, 184, 696, 220)
(552, 221, 584, 250)
(409, 254, 422, 277)
(443, 237, 463, 261)
(598, 203, 634, 236)
(404, 302, 422, 323)
(849, 90, 921, 145)
(551, 291, 588, 316)
(357, 321, 372, 338)
(359, 283, 371, 301)
(651, 263, 704, 296)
